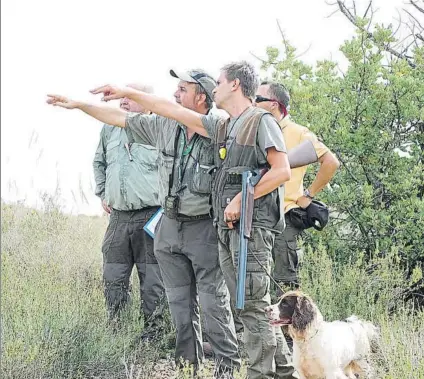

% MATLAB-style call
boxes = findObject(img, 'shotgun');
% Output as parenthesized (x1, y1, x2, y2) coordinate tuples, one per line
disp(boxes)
(235, 139, 318, 309)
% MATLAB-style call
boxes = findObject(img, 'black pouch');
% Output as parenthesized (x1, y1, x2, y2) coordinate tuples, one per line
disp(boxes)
(164, 195, 180, 219)
(289, 200, 329, 231)
(306, 200, 329, 231)
(289, 208, 312, 230)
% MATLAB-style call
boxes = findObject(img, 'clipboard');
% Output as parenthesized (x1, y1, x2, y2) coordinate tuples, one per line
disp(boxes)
(143, 207, 164, 238)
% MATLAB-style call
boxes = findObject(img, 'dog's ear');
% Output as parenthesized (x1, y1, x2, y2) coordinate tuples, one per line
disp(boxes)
(292, 295, 315, 331)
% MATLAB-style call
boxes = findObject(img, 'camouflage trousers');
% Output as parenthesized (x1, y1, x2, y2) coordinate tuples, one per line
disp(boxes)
(217, 227, 297, 379)
(154, 215, 240, 372)
(102, 207, 165, 327)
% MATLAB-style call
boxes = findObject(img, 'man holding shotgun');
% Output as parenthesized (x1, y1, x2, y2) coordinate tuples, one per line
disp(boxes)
(47, 71, 241, 378)
(47, 61, 317, 379)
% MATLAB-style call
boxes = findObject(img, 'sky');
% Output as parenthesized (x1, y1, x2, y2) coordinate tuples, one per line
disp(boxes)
(1, 0, 405, 215)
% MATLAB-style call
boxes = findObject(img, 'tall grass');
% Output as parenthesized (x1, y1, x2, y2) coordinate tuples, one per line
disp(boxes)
(1, 201, 423, 378)
(1, 201, 174, 379)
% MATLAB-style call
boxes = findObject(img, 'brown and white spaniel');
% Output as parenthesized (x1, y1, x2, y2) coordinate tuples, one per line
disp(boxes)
(265, 291, 379, 379)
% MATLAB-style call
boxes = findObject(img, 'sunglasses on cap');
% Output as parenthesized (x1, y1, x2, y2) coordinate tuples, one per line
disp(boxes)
(255, 95, 288, 117)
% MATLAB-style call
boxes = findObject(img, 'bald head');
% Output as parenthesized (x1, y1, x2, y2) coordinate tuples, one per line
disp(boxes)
(120, 83, 154, 113)
(126, 83, 154, 94)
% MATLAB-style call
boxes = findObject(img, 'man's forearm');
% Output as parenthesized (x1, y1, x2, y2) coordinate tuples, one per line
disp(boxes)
(254, 149, 291, 200)
(125, 88, 208, 137)
(309, 152, 340, 196)
(254, 167, 291, 200)
(78, 102, 127, 128)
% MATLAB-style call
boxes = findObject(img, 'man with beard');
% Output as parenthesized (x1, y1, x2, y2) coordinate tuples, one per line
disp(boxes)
(47, 71, 240, 378)
(78, 60, 293, 379)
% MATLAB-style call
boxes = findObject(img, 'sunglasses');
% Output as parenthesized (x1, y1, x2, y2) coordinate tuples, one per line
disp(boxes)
(255, 95, 275, 103)
(255, 95, 288, 117)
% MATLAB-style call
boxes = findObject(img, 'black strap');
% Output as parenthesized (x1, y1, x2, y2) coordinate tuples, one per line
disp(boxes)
(168, 128, 181, 196)
(168, 127, 199, 196)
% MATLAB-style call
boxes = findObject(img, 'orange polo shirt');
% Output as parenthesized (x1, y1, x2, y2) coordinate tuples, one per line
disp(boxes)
(280, 116, 329, 213)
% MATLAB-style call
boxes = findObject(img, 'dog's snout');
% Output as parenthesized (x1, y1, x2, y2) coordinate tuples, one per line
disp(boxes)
(264, 304, 278, 320)
(264, 305, 273, 315)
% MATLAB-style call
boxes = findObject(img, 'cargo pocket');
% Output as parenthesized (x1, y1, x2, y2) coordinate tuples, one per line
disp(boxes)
(106, 139, 120, 165)
(219, 167, 252, 207)
(246, 231, 272, 301)
(286, 240, 303, 282)
(157, 150, 174, 193)
(188, 163, 213, 195)
(246, 271, 269, 301)
(158, 150, 174, 167)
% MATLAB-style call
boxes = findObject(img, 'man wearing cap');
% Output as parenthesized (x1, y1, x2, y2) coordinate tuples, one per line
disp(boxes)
(75, 60, 294, 379)
(46, 70, 240, 377)
(92, 83, 165, 334)
(255, 81, 339, 294)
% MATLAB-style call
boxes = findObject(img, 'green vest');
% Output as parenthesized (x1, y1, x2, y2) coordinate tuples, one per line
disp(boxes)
(212, 108, 284, 232)
(156, 126, 215, 217)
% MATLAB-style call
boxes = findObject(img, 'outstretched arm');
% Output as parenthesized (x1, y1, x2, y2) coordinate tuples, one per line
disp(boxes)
(46, 94, 127, 127)
(89, 85, 209, 137)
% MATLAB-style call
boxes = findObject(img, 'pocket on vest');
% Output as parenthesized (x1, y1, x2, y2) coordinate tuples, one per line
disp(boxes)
(188, 164, 213, 195)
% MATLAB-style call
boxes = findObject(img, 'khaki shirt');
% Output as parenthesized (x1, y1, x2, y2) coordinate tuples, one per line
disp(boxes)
(93, 124, 159, 211)
(280, 117, 329, 213)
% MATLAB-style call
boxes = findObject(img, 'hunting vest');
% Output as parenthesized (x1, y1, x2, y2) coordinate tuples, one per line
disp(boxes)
(212, 107, 284, 232)
(157, 125, 215, 218)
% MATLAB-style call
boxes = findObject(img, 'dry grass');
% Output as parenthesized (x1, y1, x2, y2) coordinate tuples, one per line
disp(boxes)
(1, 200, 423, 378)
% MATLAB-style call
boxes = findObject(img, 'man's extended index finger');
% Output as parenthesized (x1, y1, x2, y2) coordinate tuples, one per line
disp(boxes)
(46, 94, 62, 104)
(90, 85, 109, 94)
(46, 94, 60, 100)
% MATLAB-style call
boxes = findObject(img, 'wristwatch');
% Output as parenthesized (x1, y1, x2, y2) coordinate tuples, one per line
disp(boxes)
(304, 189, 314, 200)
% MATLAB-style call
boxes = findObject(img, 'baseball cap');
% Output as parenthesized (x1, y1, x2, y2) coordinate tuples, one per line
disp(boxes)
(170, 69, 216, 102)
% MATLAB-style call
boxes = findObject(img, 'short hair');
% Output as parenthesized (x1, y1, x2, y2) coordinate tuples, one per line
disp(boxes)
(193, 79, 213, 110)
(261, 81, 290, 112)
(221, 61, 259, 101)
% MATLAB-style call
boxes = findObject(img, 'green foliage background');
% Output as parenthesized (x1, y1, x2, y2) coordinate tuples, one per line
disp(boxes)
(261, 21, 424, 296)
